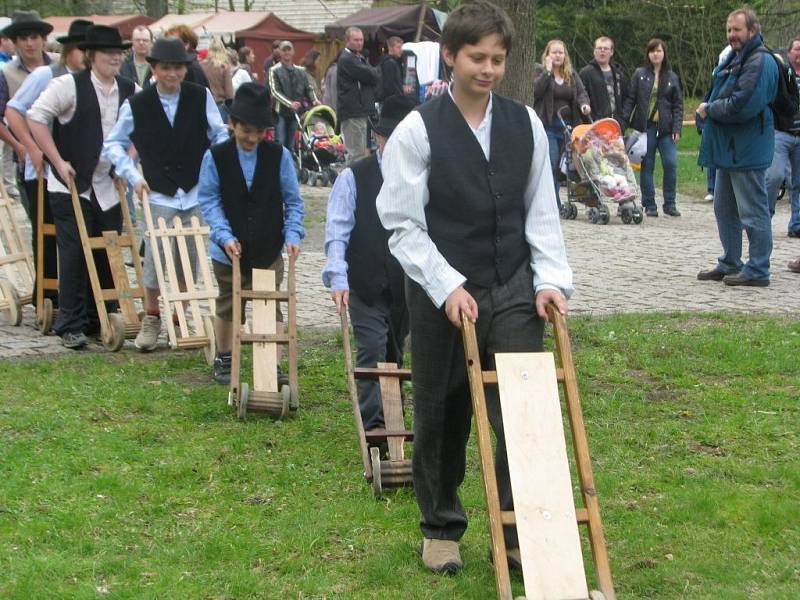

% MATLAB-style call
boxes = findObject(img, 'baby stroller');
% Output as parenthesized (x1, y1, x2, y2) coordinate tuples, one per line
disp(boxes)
(295, 105, 346, 187)
(557, 107, 643, 225)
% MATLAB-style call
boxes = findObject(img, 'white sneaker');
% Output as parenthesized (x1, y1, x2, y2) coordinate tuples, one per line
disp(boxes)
(134, 315, 161, 352)
(704, 193, 714, 202)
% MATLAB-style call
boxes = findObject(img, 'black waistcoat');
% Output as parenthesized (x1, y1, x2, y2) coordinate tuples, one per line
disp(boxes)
(211, 139, 284, 271)
(346, 154, 405, 306)
(417, 93, 533, 287)
(129, 82, 210, 196)
(53, 70, 135, 193)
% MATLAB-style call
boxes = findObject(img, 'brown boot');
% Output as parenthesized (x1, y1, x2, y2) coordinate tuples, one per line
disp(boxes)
(420, 538, 463, 574)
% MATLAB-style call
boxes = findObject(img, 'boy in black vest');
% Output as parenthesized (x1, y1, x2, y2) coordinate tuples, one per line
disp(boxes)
(376, 2, 574, 574)
(103, 37, 228, 352)
(198, 82, 304, 384)
(322, 94, 415, 436)
(27, 25, 137, 349)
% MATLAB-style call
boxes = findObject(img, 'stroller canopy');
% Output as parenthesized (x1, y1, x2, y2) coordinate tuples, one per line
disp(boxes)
(303, 105, 338, 131)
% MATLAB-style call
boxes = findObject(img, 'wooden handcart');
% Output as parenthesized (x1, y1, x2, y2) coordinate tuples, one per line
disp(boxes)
(0, 179, 34, 326)
(35, 173, 59, 333)
(462, 304, 614, 600)
(140, 188, 217, 363)
(228, 253, 299, 420)
(340, 310, 413, 497)
(68, 178, 145, 351)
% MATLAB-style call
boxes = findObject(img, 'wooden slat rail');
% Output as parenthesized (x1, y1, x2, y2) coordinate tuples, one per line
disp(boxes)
(353, 367, 412, 380)
(481, 368, 565, 384)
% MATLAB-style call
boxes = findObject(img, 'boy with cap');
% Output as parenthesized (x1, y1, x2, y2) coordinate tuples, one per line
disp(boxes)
(103, 37, 228, 352)
(198, 82, 304, 384)
(27, 25, 137, 349)
(6, 18, 93, 314)
(322, 94, 415, 436)
(0, 11, 56, 201)
(376, 1, 573, 574)
(268, 40, 319, 150)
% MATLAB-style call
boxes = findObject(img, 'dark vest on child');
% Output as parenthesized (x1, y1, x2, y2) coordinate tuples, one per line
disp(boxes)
(129, 82, 210, 196)
(417, 92, 533, 287)
(53, 70, 136, 194)
(210, 139, 284, 271)
(346, 154, 405, 306)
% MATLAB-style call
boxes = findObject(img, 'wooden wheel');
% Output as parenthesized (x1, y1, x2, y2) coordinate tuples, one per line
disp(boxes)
(288, 384, 299, 411)
(0, 281, 22, 326)
(370, 446, 382, 498)
(202, 314, 216, 366)
(589, 592, 606, 600)
(280, 384, 291, 419)
(37, 297, 53, 333)
(102, 313, 126, 352)
(237, 382, 249, 420)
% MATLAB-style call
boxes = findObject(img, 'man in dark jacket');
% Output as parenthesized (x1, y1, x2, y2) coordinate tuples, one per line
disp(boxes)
(377, 36, 407, 103)
(697, 8, 778, 287)
(119, 25, 151, 86)
(337, 27, 379, 163)
(268, 40, 318, 151)
(579, 36, 627, 123)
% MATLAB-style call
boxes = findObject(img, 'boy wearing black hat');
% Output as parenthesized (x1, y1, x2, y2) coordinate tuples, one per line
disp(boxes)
(27, 25, 137, 349)
(377, 2, 573, 573)
(0, 11, 56, 202)
(103, 37, 228, 352)
(198, 82, 304, 384)
(5, 18, 93, 313)
(322, 94, 415, 434)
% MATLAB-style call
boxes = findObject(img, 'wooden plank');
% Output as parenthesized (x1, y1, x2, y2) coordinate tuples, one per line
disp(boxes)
(251, 268, 277, 393)
(354, 367, 413, 381)
(103, 231, 139, 325)
(377, 362, 405, 461)
(495, 352, 588, 600)
(461, 316, 513, 600)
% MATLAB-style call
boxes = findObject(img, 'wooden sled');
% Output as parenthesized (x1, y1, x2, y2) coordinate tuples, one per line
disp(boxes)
(68, 178, 145, 351)
(141, 189, 217, 364)
(461, 304, 614, 600)
(228, 253, 299, 420)
(340, 310, 413, 498)
(0, 178, 34, 326)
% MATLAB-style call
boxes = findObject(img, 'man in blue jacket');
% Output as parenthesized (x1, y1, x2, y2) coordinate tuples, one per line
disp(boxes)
(697, 8, 778, 286)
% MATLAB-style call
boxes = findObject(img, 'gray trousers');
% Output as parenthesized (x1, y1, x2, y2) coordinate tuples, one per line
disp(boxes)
(341, 117, 368, 164)
(348, 290, 408, 431)
(406, 261, 543, 547)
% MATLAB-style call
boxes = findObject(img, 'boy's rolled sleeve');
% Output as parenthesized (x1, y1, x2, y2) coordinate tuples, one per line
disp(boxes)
(279, 147, 305, 245)
(102, 100, 143, 186)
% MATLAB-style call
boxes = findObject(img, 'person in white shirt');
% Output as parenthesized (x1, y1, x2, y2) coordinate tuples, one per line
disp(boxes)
(376, 0, 573, 575)
(27, 25, 137, 349)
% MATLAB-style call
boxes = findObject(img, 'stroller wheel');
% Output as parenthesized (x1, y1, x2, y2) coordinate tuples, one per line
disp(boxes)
(599, 211, 610, 225)
(620, 207, 633, 224)
(633, 208, 644, 224)
(300, 168, 309, 184)
(319, 171, 329, 186)
(569, 202, 578, 219)
(327, 167, 338, 184)
(587, 207, 599, 224)
(559, 203, 571, 219)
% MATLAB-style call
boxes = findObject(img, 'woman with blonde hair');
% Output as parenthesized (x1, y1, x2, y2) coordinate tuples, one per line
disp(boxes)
(534, 39, 591, 207)
(200, 37, 234, 120)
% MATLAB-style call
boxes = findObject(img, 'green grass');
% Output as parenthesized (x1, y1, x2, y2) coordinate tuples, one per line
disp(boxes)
(1, 314, 799, 599)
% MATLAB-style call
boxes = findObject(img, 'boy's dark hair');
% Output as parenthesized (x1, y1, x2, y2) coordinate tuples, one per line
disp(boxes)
(440, 1, 514, 56)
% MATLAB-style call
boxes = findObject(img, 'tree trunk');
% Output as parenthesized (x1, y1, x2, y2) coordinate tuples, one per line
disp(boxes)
(145, 0, 168, 19)
(492, 0, 537, 105)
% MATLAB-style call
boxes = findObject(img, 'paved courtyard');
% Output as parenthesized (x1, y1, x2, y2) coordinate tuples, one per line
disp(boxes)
(1, 186, 798, 360)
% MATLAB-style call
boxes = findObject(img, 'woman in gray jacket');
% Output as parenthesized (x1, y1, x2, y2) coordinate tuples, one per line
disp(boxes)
(622, 38, 684, 217)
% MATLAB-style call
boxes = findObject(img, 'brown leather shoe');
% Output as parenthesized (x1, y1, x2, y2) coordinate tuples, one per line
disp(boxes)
(722, 273, 769, 287)
(421, 539, 463, 574)
(788, 258, 800, 273)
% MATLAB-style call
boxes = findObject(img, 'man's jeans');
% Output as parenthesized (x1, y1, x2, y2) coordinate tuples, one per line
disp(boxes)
(713, 168, 773, 280)
(641, 123, 678, 210)
(276, 113, 298, 152)
(765, 131, 800, 234)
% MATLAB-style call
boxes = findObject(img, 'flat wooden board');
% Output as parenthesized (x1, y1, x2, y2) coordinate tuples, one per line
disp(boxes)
(252, 269, 277, 393)
(377, 362, 405, 461)
(495, 352, 588, 600)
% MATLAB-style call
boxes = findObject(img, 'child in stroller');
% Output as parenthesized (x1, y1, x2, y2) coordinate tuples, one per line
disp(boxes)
(296, 104, 345, 187)
(557, 106, 644, 224)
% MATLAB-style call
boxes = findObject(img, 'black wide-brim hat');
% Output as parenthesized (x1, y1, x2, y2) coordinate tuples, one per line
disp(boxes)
(56, 19, 94, 45)
(229, 82, 272, 129)
(2, 10, 54, 39)
(371, 95, 416, 137)
(78, 25, 131, 50)
(146, 37, 192, 65)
